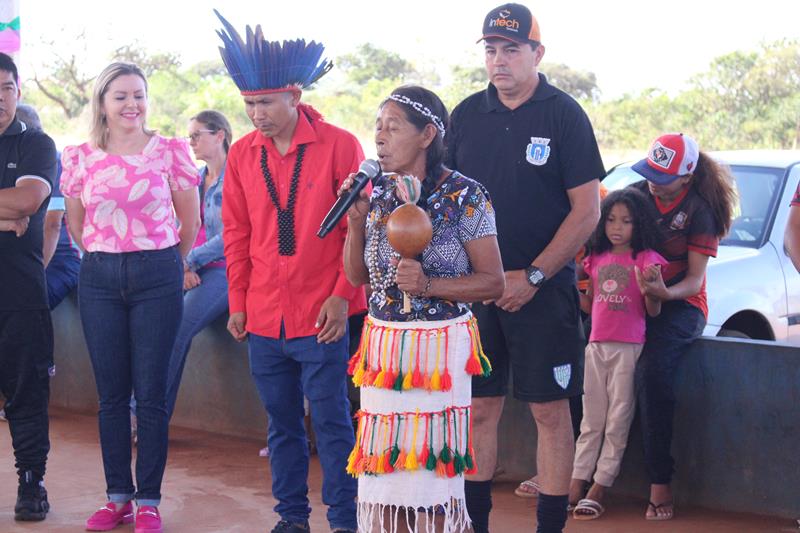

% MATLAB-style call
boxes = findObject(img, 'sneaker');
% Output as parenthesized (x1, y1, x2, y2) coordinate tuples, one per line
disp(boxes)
(271, 520, 310, 533)
(135, 505, 162, 533)
(259, 446, 270, 457)
(15, 471, 49, 521)
(85, 501, 134, 531)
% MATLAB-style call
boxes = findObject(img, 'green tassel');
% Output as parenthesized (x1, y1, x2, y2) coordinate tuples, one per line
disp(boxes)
(439, 445, 452, 464)
(393, 369, 404, 391)
(453, 451, 465, 474)
(480, 355, 492, 377)
(464, 451, 474, 470)
(389, 444, 400, 466)
(425, 445, 437, 471)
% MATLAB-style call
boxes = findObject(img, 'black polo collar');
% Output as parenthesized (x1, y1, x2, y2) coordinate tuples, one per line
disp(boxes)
(0, 117, 26, 137)
(481, 73, 558, 113)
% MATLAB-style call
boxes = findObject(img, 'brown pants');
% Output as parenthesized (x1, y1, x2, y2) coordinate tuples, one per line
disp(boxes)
(572, 341, 643, 487)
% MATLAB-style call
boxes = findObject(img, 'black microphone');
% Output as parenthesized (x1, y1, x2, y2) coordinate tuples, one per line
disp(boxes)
(317, 159, 381, 238)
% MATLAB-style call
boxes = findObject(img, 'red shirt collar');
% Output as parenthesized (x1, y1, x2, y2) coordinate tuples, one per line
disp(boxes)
(654, 186, 690, 214)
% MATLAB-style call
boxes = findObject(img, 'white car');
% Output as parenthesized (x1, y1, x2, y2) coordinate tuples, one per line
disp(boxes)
(602, 150, 800, 345)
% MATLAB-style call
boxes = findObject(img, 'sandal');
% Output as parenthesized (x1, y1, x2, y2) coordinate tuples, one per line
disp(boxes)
(646, 500, 674, 521)
(514, 479, 540, 498)
(573, 498, 605, 520)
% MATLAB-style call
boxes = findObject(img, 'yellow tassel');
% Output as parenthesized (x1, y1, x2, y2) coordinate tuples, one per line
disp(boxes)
(402, 371, 413, 390)
(430, 369, 442, 391)
(376, 451, 386, 474)
(352, 364, 365, 387)
(373, 369, 386, 389)
(405, 448, 419, 470)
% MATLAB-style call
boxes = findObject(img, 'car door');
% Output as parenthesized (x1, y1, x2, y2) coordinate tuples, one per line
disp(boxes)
(770, 163, 800, 345)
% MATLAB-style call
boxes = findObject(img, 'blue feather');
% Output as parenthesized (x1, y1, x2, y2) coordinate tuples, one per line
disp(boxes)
(214, 9, 331, 92)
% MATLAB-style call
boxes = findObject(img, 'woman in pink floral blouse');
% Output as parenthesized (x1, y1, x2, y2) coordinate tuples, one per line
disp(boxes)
(61, 62, 200, 533)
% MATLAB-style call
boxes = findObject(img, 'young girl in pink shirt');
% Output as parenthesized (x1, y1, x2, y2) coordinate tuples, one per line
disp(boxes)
(569, 188, 666, 520)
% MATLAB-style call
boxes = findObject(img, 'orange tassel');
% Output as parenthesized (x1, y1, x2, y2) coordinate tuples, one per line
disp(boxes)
(346, 446, 362, 476)
(394, 451, 407, 471)
(367, 454, 379, 474)
(435, 459, 447, 478)
(346, 352, 360, 376)
(423, 373, 431, 391)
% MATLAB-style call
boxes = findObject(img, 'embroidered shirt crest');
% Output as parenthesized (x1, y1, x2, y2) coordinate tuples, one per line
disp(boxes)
(526, 137, 551, 166)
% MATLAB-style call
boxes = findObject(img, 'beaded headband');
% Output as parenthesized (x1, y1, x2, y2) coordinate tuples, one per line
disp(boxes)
(387, 94, 446, 138)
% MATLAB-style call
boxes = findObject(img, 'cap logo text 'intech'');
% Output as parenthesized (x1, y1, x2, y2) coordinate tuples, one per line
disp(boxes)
(489, 10, 520, 32)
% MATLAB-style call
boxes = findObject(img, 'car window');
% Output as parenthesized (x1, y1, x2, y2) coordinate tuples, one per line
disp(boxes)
(723, 166, 784, 247)
(603, 163, 786, 249)
(602, 166, 642, 190)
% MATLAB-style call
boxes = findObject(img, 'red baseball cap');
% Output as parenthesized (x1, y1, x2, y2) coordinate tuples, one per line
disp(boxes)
(632, 133, 700, 185)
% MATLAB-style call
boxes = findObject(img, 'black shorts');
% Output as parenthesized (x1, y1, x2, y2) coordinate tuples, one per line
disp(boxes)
(472, 284, 585, 403)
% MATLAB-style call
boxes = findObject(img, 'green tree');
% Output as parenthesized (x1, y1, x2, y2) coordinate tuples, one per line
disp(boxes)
(540, 63, 600, 102)
(337, 43, 417, 84)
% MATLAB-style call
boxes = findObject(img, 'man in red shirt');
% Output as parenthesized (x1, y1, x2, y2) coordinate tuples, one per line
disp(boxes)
(216, 13, 365, 533)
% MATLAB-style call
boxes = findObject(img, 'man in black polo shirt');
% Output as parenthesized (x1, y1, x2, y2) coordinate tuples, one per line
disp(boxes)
(447, 4, 604, 532)
(0, 52, 58, 522)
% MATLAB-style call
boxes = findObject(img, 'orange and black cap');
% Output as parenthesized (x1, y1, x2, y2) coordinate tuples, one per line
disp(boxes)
(478, 3, 540, 45)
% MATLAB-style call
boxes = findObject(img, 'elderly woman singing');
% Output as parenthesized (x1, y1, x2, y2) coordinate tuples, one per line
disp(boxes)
(342, 85, 504, 533)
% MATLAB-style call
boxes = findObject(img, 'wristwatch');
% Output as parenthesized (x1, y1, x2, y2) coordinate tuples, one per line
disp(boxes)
(525, 265, 547, 288)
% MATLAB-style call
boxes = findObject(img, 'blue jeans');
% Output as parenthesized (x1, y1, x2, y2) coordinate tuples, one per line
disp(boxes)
(635, 299, 705, 484)
(249, 327, 356, 530)
(46, 253, 80, 310)
(78, 246, 183, 506)
(165, 266, 228, 418)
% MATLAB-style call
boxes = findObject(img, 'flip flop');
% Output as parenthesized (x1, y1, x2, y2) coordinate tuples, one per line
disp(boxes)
(573, 498, 605, 520)
(646, 500, 674, 521)
(514, 479, 540, 498)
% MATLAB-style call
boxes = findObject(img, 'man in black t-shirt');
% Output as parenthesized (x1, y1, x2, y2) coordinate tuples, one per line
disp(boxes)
(447, 5, 604, 532)
(0, 53, 58, 522)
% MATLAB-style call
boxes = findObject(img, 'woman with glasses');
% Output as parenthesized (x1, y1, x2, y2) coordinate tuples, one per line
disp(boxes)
(165, 110, 234, 418)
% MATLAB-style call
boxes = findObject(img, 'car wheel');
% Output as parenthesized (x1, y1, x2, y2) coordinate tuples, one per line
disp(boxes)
(717, 329, 751, 339)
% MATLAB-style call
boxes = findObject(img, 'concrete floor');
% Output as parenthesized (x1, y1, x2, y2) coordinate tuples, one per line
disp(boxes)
(0, 409, 795, 533)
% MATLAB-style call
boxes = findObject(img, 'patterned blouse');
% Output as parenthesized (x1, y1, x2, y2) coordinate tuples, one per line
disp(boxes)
(365, 171, 497, 322)
(61, 135, 199, 253)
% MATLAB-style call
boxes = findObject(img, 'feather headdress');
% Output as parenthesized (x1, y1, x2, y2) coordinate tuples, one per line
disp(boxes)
(214, 9, 333, 95)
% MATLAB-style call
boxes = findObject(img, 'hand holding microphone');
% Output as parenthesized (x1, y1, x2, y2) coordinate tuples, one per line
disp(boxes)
(317, 159, 381, 238)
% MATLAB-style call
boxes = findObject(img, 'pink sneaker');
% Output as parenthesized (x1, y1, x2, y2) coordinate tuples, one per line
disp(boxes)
(85, 501, 134, 531)
(135, 505, 162, 533)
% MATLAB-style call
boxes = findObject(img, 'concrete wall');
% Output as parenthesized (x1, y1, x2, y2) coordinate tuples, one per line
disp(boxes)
(50, 293, 799, 518)
(50, 292, 267, 440)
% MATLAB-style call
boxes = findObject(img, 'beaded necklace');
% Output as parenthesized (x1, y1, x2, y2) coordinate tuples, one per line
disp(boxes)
(366, 222, 399, 297)
(260, 144, 306, 256)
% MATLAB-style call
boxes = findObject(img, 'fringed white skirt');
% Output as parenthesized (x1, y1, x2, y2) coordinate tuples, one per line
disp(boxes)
(346, 312, 491, 533)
